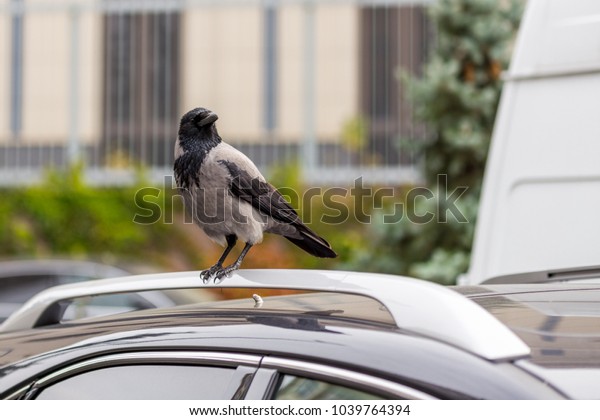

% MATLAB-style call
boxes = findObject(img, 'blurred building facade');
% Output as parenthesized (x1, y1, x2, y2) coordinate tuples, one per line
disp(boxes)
(0, 0, 432, 185)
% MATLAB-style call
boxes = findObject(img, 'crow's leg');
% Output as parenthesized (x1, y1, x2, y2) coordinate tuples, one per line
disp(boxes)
(200, 235, 237, 283)
(213, 243, 253, 282)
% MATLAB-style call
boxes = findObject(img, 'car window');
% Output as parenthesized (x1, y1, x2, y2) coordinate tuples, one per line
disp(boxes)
(36, 365, 238, 400)
(274, 374, 384, 400)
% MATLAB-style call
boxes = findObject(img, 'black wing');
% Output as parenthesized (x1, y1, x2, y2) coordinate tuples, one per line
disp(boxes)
(218, 160, 301, 225)
(219, 160, 336, 258)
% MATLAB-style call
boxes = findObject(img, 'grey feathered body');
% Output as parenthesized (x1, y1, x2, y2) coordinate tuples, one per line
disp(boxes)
(175, 141, 297, 248)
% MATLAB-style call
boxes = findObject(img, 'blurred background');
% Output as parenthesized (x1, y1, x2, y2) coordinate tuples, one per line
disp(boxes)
(0, 0, 523, 285)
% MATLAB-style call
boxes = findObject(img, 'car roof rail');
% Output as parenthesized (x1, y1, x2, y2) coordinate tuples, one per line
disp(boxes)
(0, 269, 530, 361)
(483, 265, 600, 284)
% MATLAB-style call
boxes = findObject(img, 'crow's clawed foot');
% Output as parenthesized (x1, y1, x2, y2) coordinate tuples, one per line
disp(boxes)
(200, 264, 223, 284)
(200, 263, 239, 284)
(213, 264, 241, 283)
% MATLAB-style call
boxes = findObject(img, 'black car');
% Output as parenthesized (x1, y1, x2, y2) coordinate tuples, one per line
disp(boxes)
(0, 268, 598, 400)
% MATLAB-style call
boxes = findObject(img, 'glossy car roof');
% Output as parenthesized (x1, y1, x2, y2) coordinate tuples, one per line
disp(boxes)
(0, 292, 560, 400)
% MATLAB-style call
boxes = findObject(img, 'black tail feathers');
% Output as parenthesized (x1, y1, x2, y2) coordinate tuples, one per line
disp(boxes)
(285, 227, 337, 259)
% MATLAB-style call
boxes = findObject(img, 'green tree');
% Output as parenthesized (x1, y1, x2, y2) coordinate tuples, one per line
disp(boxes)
(348, 0, 522, 284)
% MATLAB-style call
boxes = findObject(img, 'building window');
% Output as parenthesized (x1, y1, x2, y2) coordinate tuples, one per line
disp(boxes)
(102, 11, 180, 167)
(360, 6, 430, 165)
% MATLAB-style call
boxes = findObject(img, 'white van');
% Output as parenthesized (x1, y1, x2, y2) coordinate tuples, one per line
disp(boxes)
(462, 0, 600, 285)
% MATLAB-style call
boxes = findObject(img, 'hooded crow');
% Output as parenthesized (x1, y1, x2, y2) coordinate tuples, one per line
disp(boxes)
(174, 107, 337, 282)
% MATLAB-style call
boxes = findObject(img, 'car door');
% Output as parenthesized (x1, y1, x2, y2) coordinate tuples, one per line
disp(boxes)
(19, 351, 259, 400)
(14, 351, 433, 400)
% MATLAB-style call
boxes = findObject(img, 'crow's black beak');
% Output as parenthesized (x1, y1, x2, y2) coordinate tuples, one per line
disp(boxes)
(196, 110, 218, 126)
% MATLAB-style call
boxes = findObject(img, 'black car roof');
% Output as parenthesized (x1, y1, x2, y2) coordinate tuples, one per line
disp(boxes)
(0, 295, 559, 400)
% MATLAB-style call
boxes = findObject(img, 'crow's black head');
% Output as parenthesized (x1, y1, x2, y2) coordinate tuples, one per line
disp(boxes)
(178, 107, 221, 151)
(175, 107, 222, 185)
(181, 107, 218, 128)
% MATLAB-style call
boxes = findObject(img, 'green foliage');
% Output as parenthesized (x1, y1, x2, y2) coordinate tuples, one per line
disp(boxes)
(0, 164, 364, 272)
(0, 167, 184, 267)
(350, 0, 522, 284)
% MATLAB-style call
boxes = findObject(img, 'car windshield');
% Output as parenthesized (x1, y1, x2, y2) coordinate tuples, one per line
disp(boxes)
(461, 284, 600, 399)
(465, 285, 600, 368)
